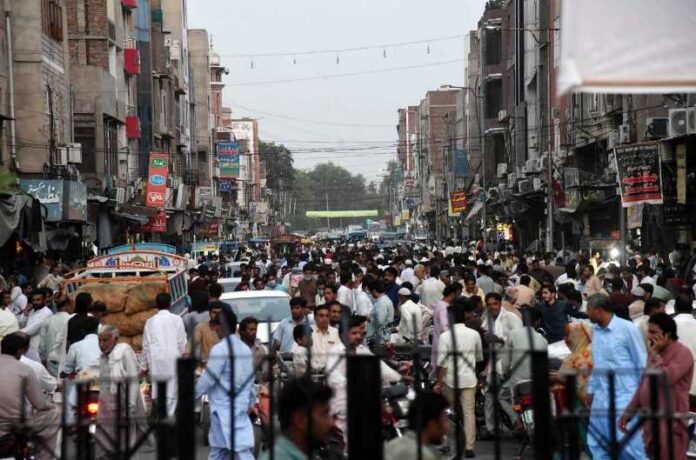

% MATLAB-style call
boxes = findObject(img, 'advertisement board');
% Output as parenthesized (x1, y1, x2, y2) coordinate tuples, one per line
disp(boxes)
(146, 153, 169, 208)
(614, 143, 663, 207)
(217, 142, 240, 179)
(449, 190, 468, 214)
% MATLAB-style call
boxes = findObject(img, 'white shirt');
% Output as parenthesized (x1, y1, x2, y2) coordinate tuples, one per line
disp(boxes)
(64, 334, 101, 375)
(310, 326, 340, 370)
(555, 274, 578, 288)
(353, 289, 373, 317)
(397, 300, 422, 344)
(638, 275, 656, 286)
(337, 285, 354, 311)
(143, 309, 187, 415)
(400, 268, 417, 287)
(291, 342, 308, 377)
(20, 355, 58, 395)
(10, 292, 27, 317)
(20, 306, 53, 362)
(39, 311, 71, 366)
(417, 278, 445, 309)
(0, 307, 19, 341)
(437, 324, 483, 389)
(674, 313, 696, 395)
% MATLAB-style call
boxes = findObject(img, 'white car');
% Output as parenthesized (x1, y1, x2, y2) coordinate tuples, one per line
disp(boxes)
(217, 277, 242, 293)
(219, 290, 291, 344)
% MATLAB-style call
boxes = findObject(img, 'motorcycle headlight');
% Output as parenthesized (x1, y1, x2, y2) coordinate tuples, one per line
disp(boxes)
(396, 399, 411, 417)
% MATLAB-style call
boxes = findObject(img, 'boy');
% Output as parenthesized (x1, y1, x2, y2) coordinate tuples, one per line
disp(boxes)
(291, 324, 311, 377)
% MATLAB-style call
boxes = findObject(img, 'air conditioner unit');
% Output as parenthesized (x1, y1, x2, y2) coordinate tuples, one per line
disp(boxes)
(645, 117, 668, 140)
(517, 179, 533, 194)
(497, 110, 508, 122)
(533, 178, 542, 191)
(619, 124, 631, 144)
(687, 107, 696, 134)
(524, 158, 541, 174)
(68, 143, 82, 164)
(496, 163, 508, 177)
(115, 187, 126, 204)
(669, 108, 688, 137)
(55, 147, 68, 166)
(687, 93, 696, 107)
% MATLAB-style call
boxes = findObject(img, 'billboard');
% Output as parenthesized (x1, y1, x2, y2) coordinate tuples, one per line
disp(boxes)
(217, 142, 240, 179)
(449, 191, 468, 214)
(453, 150, 469, 177)
(614, 143, 663, 207)
(146, 153, 169, 208)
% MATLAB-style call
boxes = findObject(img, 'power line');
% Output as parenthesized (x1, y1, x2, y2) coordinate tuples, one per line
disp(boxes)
(226, 59, 463, 87)
(217, 34, 464, 58)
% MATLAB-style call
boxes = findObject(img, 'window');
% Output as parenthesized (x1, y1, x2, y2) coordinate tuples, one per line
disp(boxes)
(485, 29, 501, 65)
(41, 0, 63, 42)
(485, 79, 503, 119)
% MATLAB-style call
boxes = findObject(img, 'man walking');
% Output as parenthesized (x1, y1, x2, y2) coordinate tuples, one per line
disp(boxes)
(586, 293, 646, 460)
(143, 292, 187, 416)
(19, 289, 53, 362)
(434, 299, 483, 458)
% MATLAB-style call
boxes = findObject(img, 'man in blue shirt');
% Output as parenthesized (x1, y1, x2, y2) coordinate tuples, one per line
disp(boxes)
(368, 279, 394, 340)
(272, 298, 308, 354)
(585, 293, 647, 460)
(196, 306, 256, 460)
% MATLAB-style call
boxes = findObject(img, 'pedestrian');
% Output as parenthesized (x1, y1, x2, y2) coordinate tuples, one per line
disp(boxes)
(434, 299, 483, 458)
(260, 377, 334, 460)
(385, 391, 449, 460)
(66, 292, 94, 350)
(368, 279, 394, 340)
(538, 285, 588, 343)
(0, 332, 60, 460)
(619, 313, 693, 460)
(585, 293, 646, 460)
(19, 289, 53, 362)
(462, 276, 485, 299)
(310, 303, 340, 371)
(192, 300, 223, 372)
(431, 283, 460, 365)
(143, 292, 187, 417)
(0, 290, 19, 342)
(273, 298, 308, 354)
(290, 324, 311, 377)
(182, 290, 210, 338)
(396, 287, 422, 344)
(383, 267, 401, 310)
(673, 294, 696, 403)
(238, 317, 269, 384)
(417, 265, 445, 309)
(97, 325, 146, 458)
(195, 306, 255, 460)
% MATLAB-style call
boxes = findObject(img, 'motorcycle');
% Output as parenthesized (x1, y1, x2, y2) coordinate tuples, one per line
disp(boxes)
(382, 383, 416, 441)
(512, 380, 535, 457)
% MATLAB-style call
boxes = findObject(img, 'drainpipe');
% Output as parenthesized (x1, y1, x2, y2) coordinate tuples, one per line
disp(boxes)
(5, 1, 18, 172)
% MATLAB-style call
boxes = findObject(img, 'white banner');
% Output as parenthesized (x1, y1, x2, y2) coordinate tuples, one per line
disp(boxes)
(558, 0, 696, 94)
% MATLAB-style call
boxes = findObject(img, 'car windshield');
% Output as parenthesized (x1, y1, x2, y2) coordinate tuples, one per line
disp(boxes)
(218, 279, 240, 293)
(221, 296, 288, 323)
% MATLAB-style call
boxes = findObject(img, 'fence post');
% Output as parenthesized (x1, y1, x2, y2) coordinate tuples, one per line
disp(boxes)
(531, 350, 553, 460)
(563, 372, 580, 460)
(156, 381, 169, 460)
(648, 370, 661, 460)
(177, 358, 196, 460)
(75, 382, 89, 460)
(347, 355, 382, 460)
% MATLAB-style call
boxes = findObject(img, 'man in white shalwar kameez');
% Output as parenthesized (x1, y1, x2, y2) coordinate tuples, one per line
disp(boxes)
(143, 293, 187, 416)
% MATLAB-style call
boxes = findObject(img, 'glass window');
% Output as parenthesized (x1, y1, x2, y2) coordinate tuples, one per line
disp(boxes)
(222, 297, 289, 323)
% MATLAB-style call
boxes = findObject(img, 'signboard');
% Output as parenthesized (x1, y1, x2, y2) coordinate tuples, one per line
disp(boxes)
(454, 150, 469, 177)
(65, 181, 87, 221)
(132, 211, 167, 233)
(20, 179, 64, 222)
(401, 209, 410, 221)
(614, 143, 663, 207)
(305, 210, 379, 218)
(449, 190, 467, 214)
(217, 142, 240, 179)
(677, 144, 686, 204)
(219, 180, 234, 192)
(87, 251, 185, 271)
(146, 153, 169, 208)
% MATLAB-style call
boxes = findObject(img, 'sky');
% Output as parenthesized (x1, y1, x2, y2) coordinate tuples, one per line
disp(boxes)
(188, 0, 486, 183)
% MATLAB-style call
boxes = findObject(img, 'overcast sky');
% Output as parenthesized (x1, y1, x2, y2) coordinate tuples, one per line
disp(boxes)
(188, 0, 485, 183)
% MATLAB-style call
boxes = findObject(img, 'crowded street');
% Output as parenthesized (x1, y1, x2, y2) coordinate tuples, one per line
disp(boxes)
(0, 0, 695, 459)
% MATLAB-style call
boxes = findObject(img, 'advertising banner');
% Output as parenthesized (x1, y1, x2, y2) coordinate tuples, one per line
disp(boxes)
(132, 211, 167, 233)
(614, 143, 663, 207)
(217, 142, 240, 179)
(449, 190, 467, 214)
(146, 153, 169, 208)
(454, 150, 469, 178)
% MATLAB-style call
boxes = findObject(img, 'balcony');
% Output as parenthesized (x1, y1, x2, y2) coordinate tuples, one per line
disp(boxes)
(124, 48, 140, 75)
(126, 115, 141, 139)
(122, 0, 137, 9)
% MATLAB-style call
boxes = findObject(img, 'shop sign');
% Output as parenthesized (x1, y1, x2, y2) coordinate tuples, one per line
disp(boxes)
(65, 181, 87, 221)
(454, 149, 469, 177)
(146, 153, 169, 208)
(449, 190, 467, 213)
(132, 211, 167, 233)
(614, 143, 663, 207)
(217, 142, 240, 179)
(20, 179, 64, 222)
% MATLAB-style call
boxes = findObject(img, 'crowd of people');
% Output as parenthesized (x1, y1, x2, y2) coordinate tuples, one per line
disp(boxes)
(0, 241, 695, 459)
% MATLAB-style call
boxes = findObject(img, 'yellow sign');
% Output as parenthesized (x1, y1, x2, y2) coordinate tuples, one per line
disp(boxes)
(401, 209, 410, 221)
(394, 215, 402, 226)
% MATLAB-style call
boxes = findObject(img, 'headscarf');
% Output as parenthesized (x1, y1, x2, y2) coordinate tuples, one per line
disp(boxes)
(560, 323, 593, 405)
(584, 275, 608, 297)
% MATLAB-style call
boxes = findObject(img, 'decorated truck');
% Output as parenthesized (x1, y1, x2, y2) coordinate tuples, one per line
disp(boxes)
(62, 244, 189, 351)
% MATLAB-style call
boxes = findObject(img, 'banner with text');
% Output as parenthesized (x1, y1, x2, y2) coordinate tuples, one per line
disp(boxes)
(146, 153, 169, 208)
(449, 190, 468, 214)
(217, 142, 240, 179)
(614, 143, 663, 208)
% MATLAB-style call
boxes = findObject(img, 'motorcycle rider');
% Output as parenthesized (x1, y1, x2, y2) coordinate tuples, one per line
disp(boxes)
(385, 391, 449, 460)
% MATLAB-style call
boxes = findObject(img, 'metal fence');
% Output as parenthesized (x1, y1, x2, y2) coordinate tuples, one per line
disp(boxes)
(1, 320, 689, 460)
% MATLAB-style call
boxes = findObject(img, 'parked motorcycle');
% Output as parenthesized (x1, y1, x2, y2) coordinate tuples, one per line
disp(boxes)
(512, 380, 535, 458)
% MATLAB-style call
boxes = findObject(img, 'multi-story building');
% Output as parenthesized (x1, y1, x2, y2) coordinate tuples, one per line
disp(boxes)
(187, 29, 212, 187)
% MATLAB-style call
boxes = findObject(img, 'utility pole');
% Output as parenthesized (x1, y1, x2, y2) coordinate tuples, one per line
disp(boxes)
(545, 18, 555, 254)
(325, 192, 330, 231)
(479, 28, 487, 253)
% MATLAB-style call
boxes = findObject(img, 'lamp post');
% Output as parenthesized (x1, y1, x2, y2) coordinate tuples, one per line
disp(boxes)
(484, 24, 560, 253)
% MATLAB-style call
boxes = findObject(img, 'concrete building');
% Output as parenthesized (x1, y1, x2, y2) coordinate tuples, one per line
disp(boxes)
(12, 0, 71, 175)
(187, 29, 212, 187)
(67, 0, 140, 187)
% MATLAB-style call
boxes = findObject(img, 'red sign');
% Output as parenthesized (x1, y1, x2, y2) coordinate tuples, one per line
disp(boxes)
(449, 191, 468, 213)
(133, 211, 167, 233)
(146, 153, 169, 208)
